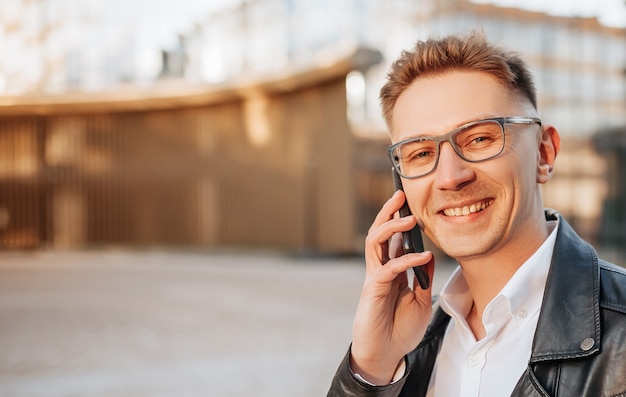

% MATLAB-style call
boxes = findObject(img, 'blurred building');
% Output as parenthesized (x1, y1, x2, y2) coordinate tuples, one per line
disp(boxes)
(0, 50, 383, 253)
(0, 0, 168, 95)
(0, 0, 625, 253)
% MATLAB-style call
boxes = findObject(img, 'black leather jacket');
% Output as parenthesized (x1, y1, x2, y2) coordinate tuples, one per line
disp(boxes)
(328, 210, 626, 396)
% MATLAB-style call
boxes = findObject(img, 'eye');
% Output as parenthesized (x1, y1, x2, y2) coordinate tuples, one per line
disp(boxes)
(467, 134, 495, 146)
(408, 148, 434, 159)
(457, 123, 502, 151)
(400, 140, 437, 163)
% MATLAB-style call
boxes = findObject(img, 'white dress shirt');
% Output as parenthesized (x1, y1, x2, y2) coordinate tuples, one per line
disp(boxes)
(426, 220, 558, 397)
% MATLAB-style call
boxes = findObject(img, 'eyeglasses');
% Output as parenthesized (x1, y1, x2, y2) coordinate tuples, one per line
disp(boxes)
(388, 116, 542, 179)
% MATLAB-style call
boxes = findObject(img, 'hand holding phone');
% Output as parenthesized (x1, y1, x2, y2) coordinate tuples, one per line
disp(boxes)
(392, 168, 430, 290)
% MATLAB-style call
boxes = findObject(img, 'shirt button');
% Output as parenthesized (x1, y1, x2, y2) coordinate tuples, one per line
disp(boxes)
(518, 309, 528, 318)
(468, 355, 479, 367)
(580, 338, 595, 351)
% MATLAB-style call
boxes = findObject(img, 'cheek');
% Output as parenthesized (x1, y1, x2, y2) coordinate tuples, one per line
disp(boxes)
(403, 183, 430, 215)
(512, 147, 539, 186)
(500, 139, 538, 181)
(511, 133, 541, 162)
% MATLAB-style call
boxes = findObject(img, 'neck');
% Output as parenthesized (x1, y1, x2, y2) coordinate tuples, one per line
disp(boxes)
(459, 213, 551, 339)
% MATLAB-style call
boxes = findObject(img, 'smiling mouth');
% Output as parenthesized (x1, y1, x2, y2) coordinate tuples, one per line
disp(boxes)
(442, 200, 493, 217)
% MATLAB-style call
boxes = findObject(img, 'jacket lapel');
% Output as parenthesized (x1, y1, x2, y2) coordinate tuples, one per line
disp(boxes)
(529, 210, 601, 363)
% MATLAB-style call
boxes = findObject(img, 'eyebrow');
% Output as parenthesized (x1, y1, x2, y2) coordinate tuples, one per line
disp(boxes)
(396, 113, 499, 141)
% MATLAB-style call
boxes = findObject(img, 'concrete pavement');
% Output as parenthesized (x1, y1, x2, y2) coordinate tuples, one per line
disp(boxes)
(0, 249, 456, 397)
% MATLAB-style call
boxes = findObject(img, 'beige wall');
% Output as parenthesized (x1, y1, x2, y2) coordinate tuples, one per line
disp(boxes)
(0, 53, 377, 253)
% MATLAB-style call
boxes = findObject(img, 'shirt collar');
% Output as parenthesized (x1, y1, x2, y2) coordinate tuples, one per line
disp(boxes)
(499, 220, 558, 326)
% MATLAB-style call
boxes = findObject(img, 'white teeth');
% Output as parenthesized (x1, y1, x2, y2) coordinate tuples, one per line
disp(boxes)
(443, 201, 491, 217)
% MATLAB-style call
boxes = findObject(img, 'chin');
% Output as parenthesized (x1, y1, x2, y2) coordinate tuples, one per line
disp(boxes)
(436, 235, 499, 261)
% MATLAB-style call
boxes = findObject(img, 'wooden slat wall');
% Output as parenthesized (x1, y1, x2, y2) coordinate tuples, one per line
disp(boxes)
(0, 77, 362, 253)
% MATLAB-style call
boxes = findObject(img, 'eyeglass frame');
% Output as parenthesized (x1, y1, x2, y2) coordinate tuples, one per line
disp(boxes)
(387, 116, 542, 179)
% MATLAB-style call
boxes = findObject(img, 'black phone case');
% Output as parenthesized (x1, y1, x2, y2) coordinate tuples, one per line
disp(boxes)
(392, 168, 430, 289)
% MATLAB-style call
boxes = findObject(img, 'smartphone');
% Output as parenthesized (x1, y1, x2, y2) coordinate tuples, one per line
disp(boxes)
(392, 168, 430, 290)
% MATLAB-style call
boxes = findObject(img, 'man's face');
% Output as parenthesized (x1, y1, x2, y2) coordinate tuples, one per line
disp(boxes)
(391, 71, 552, 262)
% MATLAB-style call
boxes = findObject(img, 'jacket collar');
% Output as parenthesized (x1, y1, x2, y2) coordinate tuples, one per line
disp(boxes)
(529, 209, 601, 362)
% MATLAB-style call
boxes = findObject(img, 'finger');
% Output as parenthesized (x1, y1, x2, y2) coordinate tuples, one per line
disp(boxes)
(365, 217, 416, 272)
(410, 254, 436, 293)
(376, 251, 433, 284)
(367, 190, 405, 235)
(388, 232, 404, 260)
(361, 253, 432, 309)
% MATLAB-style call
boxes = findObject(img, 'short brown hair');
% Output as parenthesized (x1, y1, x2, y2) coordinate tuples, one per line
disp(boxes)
(380, 31, 537, 129)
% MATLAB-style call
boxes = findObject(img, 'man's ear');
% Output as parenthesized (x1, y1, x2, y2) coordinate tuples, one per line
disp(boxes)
(537, 124, 560, 184)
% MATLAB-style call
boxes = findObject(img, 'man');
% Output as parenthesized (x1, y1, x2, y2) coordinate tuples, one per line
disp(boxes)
(328, 32, 626, 396)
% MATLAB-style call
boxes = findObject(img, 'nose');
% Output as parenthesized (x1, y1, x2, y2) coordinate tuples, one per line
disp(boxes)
(433, 142, 476, 190)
